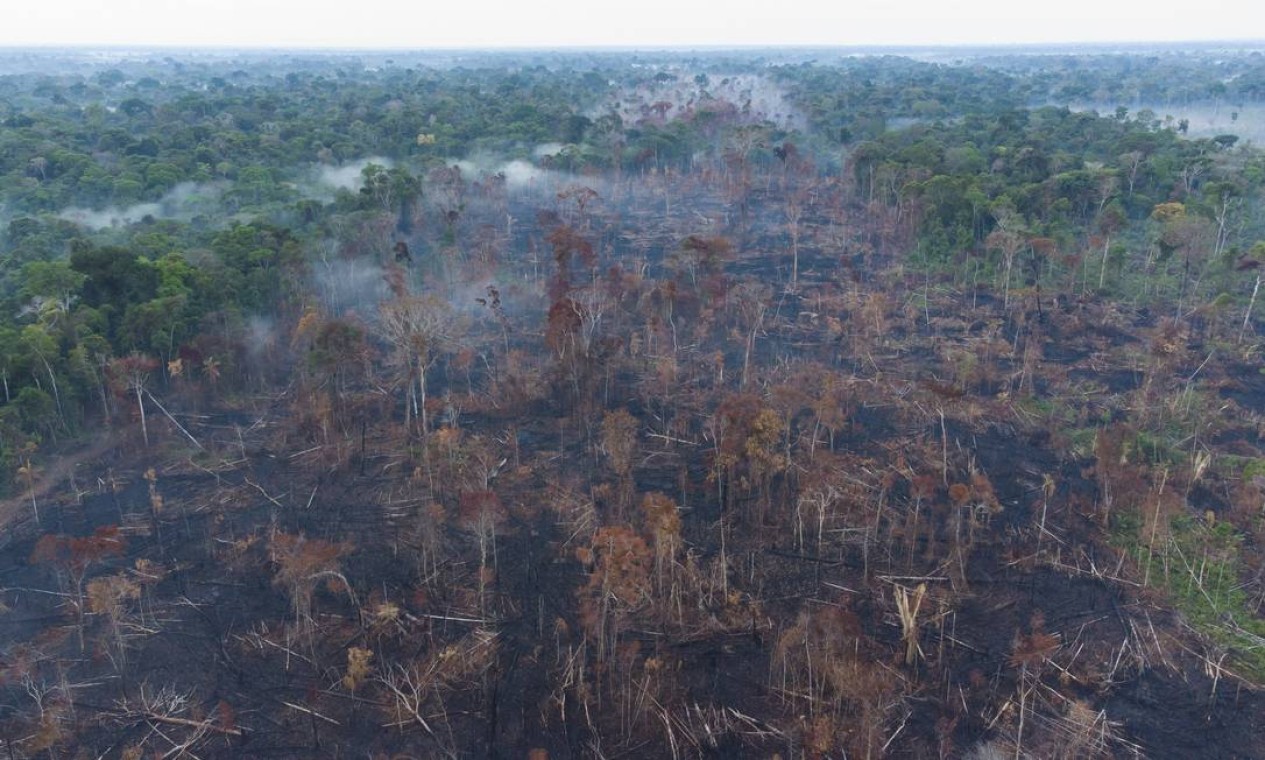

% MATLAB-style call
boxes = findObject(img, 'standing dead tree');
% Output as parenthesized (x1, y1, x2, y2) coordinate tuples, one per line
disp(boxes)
(601, 409, 639, 513)
(458, 489, 508, 616)
(380, 294, 458, 486)
(986, 227, 1027, 312)
(770, 606, 903, 757)
(576, 525, 652, 663)
(641, 492, 684, 623)
(86, 572, 142, 669)
(110, 353, 160, 447)
(16, 442, 40, 526)
(30, 526, 127, 652)
(728, 282, 770, 390)
(268, 532, 354, 642)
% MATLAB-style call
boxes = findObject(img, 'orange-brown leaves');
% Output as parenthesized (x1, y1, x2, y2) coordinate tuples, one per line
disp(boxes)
(268, 533, 349, 625)
(342, 646, 375, 692)
(745, 407, 787, 480)
(911, 473, 939, 502)
(107, 353, 160, 397)
(30, 526, 126, 575)
(545, 298, 584, 357)
(1009, 611, 1060, 669)
(641, 492, 681, 545)
(580, 526, 651, 611)
(291, 307, 321, 348)
(601, 409, 639, 479)
(270, 532, 346, 589)
(85, 573, 140, 616)
(810, 370, 852, 442)
(772, 605, 898, 757)
(548, 224, 595, 272)
(968, 472, 1001, 513)
(216, 700, 237, 734)
(577, 525, 654, 655)
(457, 490, 507, 531)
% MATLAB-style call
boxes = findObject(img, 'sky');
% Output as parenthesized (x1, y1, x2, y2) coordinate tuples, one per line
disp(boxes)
(0, 0, 1258, 49)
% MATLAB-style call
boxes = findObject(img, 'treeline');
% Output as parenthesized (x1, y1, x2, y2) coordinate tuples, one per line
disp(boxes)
(0, 61, 605, 215)
(6, 48, 1264, 216)
(3, 49, 1265, 491)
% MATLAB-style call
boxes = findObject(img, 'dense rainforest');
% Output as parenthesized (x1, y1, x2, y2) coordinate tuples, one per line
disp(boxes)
(3, 44, 1265, 758)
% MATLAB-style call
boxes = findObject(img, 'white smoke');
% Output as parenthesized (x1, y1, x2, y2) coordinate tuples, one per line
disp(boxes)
(599, 72, 805, 131)
(312, 257, 390, 317)
(314, 156, 395, 193)
(294, 156, 398, 202)
(245, 315, 278, 364)
(58, 181, 225, 230)
(533, 142, 566, 158)
(454, 155, 563, 191)
(499, 159, 556, 190)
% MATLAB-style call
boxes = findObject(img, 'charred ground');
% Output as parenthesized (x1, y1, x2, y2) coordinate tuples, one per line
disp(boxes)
(3, 47, 1265, 759)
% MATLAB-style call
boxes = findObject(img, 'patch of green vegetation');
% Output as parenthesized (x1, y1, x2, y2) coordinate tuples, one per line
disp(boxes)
(1015, 395, 1082, 431)
(1108, 510, 1143, 548)
(1241, 458, 1265, 482)
(1118, 512, 1265, 682)
(1127, 428, 1187, 469)
(1065, 427, 1100, 459)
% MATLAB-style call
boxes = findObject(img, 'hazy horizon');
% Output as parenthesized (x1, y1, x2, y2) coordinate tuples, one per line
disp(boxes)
(3, 39, 1265, 53)
(0, 0, 1258, 50)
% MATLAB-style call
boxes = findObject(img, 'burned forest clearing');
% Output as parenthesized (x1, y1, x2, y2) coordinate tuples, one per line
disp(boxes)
(3, 46, 1265, 758)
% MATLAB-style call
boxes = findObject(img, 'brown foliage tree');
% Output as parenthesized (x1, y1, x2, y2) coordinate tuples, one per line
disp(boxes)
(31, 526, 127, 650)
(640, 492, 682, 616)
(269, 532, 351, 632)
(380, 294, 457, 481)
(601, 409, 639, 512)
(458, 489, 508, 614)
(576, 525, 651, 661)
(771, 605, 900, 757)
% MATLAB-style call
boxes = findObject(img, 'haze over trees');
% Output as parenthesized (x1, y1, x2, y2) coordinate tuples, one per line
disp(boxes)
(3, 43, 1265, 758)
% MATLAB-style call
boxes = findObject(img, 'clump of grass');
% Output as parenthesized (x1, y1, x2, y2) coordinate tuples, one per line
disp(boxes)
(1114, 511, 1265, 682)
